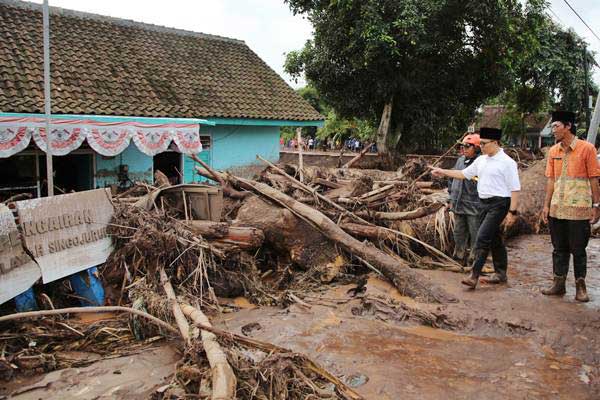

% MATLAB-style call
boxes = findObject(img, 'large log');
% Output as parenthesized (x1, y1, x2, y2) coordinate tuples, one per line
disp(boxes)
(235, 196, 342, 275)
(185, 220, 265, 249)
(356, 203, 443, 221)
(231, 177, 455, 303)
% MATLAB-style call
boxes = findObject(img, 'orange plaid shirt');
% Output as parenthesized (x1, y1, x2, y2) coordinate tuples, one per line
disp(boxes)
(545, 138, 600, 220)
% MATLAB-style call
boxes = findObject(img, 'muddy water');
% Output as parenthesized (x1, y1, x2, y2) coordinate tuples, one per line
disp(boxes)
(5, 345, 178, 399)
(216, 235, 600, 399)
(4, 235, 599, 399)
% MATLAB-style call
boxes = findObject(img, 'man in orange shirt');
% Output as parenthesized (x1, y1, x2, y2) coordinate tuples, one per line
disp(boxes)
(542, 111, 600, 302)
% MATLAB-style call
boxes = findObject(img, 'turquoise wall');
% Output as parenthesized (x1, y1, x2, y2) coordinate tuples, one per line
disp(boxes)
(212, 125, 279, 169)
(95, 143, 153, 188)
(183, 125, 280, 183)
(92, 125, 280, 186)
(183, 149, 211, 183)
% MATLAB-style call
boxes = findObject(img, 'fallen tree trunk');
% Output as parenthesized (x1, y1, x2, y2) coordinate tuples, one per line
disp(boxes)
(339, 222, 398, 241)
(342, 142, 374, 169)
(185, 220, 265, 249)
(356, 203, 443, 221)
(230, 176, 455, 303)
(180, 304, 237, 400)
(191, 156, 249, 199)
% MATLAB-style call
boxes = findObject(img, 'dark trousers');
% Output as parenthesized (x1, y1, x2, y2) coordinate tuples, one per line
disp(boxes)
(453, 213, 480, 260)
(548, 217, 590, 279)
(472, 197, 511, 275)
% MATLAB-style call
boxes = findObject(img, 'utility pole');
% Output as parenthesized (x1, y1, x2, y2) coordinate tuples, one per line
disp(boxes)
(43, 0, 54, 196)
(583, 45, 591, 131)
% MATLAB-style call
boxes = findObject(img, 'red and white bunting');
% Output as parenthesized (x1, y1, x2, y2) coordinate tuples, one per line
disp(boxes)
(132, 128, 173, 156)
(33, 124, 86, 156)
(0, 117, 202, 158)
(173, 127, 203, 154)
(0, 125, 32, 158)
(86, 126, 133, 157)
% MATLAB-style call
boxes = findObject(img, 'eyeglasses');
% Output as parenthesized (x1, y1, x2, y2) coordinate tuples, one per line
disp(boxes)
(480, 140, 493, 147)
(460, 143, 475, 148)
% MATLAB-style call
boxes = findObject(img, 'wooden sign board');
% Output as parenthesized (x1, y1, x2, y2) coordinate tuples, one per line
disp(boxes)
(0, 204, 41, 305)
(16, 188, 114, 284)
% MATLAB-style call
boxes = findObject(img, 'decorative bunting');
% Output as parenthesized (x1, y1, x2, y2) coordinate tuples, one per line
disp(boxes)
(0, 125, 32, 158)
(86, 126, 133, 157)
(132, 128, 173, 156)
(0, 117, 203, 158)
(173, 127, 203, 154)
(33, 125, 86, 156)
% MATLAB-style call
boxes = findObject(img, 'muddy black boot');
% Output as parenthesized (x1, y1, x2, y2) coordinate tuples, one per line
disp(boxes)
(461, 271, 479, 289)
(575, 278, 590, 302)
(541, 275, 566, 296)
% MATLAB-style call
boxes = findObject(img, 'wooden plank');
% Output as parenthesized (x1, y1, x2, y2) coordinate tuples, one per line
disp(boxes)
(15, 188, 114, 283)
(0, 204, 42, 304)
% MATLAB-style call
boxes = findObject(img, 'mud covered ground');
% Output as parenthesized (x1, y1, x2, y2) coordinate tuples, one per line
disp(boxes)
(4, 234, 599, 399)
(215, 234, 600, 399)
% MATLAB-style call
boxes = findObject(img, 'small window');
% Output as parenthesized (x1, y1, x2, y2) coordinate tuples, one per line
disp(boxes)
(200, 135, 211, 150)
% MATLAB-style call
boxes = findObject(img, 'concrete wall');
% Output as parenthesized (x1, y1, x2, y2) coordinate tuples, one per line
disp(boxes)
(279, 151, 458, 170)
(95, 143, 153, 188)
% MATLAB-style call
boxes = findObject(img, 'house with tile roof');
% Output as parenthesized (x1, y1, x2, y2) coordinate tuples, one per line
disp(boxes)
(0, 0, 323, 198)
(468, 105, 552, 149)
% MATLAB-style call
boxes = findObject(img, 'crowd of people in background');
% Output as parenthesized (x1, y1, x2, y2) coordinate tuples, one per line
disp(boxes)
(280, 136, 376, 153)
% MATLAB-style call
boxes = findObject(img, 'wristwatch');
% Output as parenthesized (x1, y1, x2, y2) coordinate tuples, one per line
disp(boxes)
(508, 209, 518, 215)
(593, 203, 600, 209)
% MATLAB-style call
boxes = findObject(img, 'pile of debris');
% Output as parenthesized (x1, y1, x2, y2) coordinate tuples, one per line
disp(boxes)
(1, 155, 467, 399)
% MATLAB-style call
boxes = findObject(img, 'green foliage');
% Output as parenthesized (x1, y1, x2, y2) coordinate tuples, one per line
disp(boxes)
(284, 0, 524, 153)
(281, 85, 375, 143)
(318, 110, 375, 143)
(284, 0, 597, 153)
(504, 0, 597, 123)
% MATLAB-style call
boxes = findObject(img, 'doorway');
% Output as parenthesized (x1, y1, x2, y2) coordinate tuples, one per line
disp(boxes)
(154, 151, 183, 185)
(39, 153, 94, 195)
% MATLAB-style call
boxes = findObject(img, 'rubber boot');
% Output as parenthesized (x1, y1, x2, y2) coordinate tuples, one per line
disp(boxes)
(461, 270, 479, 289)
(541, 275, 566, 296)
(484, 272, 507, 284)
(575, 278, 590, 302)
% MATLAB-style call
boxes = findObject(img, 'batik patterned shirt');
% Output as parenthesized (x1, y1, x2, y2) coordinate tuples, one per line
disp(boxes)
(545, 138, 600, 220)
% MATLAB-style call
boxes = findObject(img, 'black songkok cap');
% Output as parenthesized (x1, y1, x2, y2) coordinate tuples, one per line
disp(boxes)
(479, 127, 502, 141)
(551, 111, 576, 125)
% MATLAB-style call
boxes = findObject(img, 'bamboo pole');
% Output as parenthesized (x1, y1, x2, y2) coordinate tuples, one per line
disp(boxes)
(0, 306, 177, 334)
(180, 304, 237, 400)
(159, 267, 191, 345)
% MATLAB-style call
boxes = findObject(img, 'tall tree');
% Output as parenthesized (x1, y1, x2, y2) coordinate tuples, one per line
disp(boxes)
(284, 0, 524, 156)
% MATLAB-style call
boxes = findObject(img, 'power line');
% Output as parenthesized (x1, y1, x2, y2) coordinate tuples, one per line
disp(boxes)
(562, 0, 600, 43)
(549, 5, 600, 69)
(547, 8, 565, 26)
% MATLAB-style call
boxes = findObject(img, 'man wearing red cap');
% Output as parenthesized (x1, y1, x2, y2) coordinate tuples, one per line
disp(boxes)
(541, 111, 600, 302)
(448, 134, 482, 265)
(431, 127, 521, 289)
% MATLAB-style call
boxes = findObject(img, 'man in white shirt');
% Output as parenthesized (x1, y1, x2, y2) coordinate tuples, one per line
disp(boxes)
(431, 127, 520, 289)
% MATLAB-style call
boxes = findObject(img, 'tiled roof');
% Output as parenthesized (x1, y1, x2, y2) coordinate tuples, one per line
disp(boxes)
(0, 0, 323, 121)
(473, 105, 548, 132)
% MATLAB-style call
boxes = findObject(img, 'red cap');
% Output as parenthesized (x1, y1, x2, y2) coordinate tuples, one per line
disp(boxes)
(463, 134, 480, 147)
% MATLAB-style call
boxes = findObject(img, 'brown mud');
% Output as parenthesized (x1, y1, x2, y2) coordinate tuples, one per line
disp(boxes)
(3, 234, 599, 399)
(215, 234, 600, 399)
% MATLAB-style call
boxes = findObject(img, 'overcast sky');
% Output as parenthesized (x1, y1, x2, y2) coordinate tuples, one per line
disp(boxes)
(30, 0, 600, 88)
